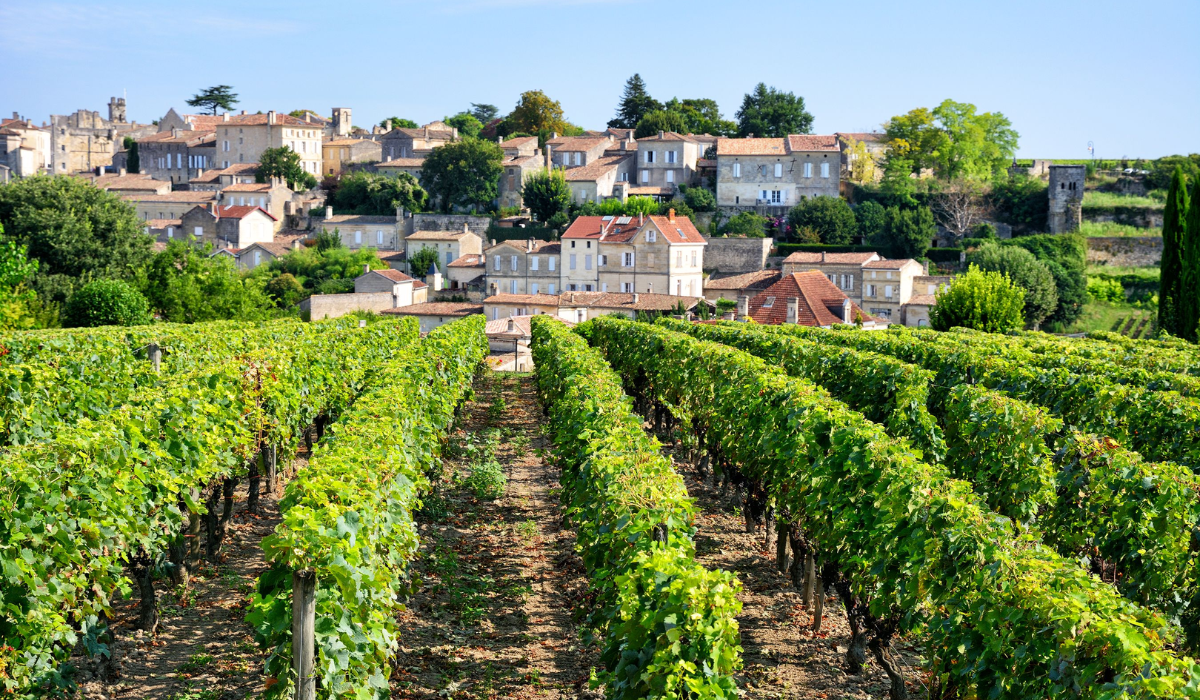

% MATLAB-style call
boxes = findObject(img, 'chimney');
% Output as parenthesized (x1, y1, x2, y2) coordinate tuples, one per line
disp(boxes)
(267, 111, 276, 125)
(668, 208, 675, 223)
(632, 293, 639, 304)
(507, 318, 515, 332)
(119, 167, 127, 177)
(423, 125, 429, 138)
(197, 167, 204, 179)
(658, 130, 665, 139)
(786, 298, 798, 324)
(463, 223, 470, 234)
(821, 251, 826, 262)
(362, 263, 371, 275)
(843, 299, 852, 324)
(526, 239, 534, 252)
(549, 131, 558, 140)
(544, 145, 553, 171)
(324, 206, 333, 220)
(384, 119, 392, 132)
(638, 212, 644, 226)
(748, 133, 755, 138)
(223, 112, 230, 122)
(395, 206, 404, 222)
(498, 136, 504, 144)
(737, 294, 749, 319)
(241, 110, 247, 115)
(95, 165, 104, 177)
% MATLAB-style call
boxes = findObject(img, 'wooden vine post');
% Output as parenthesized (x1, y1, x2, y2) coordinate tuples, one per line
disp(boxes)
(147, 342, 161, 373)
(293, 569, 317, 700)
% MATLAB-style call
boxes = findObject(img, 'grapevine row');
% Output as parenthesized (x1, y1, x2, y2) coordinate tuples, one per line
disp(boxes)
(587, 316, 1200, 700)
(531, 316, 743, 700)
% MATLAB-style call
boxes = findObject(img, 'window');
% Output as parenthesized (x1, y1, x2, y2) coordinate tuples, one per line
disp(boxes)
(511, 255, 518, 271)
(599, 254, 607, 266)
(732, 162, 741, 177)
(492, 308, 499, 320)
(843, 275, 854, 290)
(646, 229, 656, 242)
(354, 230, 362, 244)
(510, 280, 518, 294)
(167, 227, 174, 239)
(645, 150, 655, 163)
(641, 170, 649, 183)
(677, 280, 682, 295)
(866, 284, 876, 297)
(666, 170, 674, 183)
(195, 226, 203, 237)
(548, 283, 556, 294)
(885, 285, 893, 299)
(691, 251, 697, 266)
(775, 162, 783, 177)
(531, 256, 539, 271)
(928, 284, 937, 294)
(676, 251, 682, 267)
(584, 254, 592, 270)
(804, 162, 813, 178)
(886, 271, 893, 279)
(828, 274, 836, 284)
(667, 150, 676, 164)
(445, 251, 453, 266)
(531, 282, 539, 294)
(570, 253, 577, 270)
(918, 318, 929, 327)
(584, 284, 594, 291)
(621, 282, 632, 293)
(623, 252, 634, 267)
(620, 172, 628, 181)
(494, 255, 501, 271)
(601, 283, 608, 292)
(548, 257, 556, 271)
(575, 152, 582, 166)
(763, 296, 776, 308)
(821, 162, 830, 178)
(770, 190, 782, 203)
(873, 308, 892, 319)
(377, 231, 383, 244)
(223, 140, 229, 152)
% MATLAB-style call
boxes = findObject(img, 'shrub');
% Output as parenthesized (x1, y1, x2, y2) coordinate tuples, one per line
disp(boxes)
(854, 200, 887, 242)
(683, 186, 716, 212)
(929, 264, 1025, 332)
(63, 279, 149, 327)
(787, 196, 856, 244)
(1087, 276, 1125, 303)
(721, 211, 767, 237)
(967, 242, 1058, 327)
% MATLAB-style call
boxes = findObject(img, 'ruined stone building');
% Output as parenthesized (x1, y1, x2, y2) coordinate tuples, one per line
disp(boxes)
(49, 98, 154, 174)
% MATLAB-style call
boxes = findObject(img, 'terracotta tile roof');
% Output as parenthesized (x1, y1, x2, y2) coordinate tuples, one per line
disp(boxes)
(384, 302, 482, 316)
(448, 254, 484, 268)
(558, 291, 703, 312)
(647, 215, 706, 244)
(363, 268, 416, 283)
(191, 163, 258, 183)
(486, 315, 534, 338)
(138, 130, 216, 146)
(563, 215, 613, 240)
(562, 155, 630, 182)
(216, 204, 277, 221)
(704, 269, 781, 291)
(747, 271, 876, 326)
(323, 138, 371, 147)
(484, 293, 563, 306)
(390, 125, 456, 141)
(545, 136, 612, 152)
(413, 280, 427, 289)
(786, 134, 840, 152)
(240, 240, 292, 258)
(635, 131, 698, 143)
(502, 154, 542, 167)
(322, 214, 398, 225)
(605, 128, 635, 140)
(406, 229, 475, 241)
(717, 137, 786, 156)
(783, 251, 880, 265)
(144, 218, 182, 228)
(85, 173, 170, 191)
(0, 128, 18, 136)
(184, 115, 226, 130)
(0, 119, 41, 130)
(217, 113, 315, 127)
(499, 136, 538, 150)
(863, 259, 919, 269)
(627, 186, 674, 196)
(123, 191, 217, 203)
(836, 132, 886, 143)
(485, 240, 560, 254)
(221, 182, 274, 193)
(905, 294, 936, 306)
(696, 158, 717, 168)
(377, 158, 425, 168)
(378, 250, 406, 262)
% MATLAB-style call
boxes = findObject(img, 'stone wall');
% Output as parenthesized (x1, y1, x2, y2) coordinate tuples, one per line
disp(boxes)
(1086, 236, 1163, 268)
(407, 213, 490, 235)
(702, 236, 774, 274)
(300, 292, 394, 320)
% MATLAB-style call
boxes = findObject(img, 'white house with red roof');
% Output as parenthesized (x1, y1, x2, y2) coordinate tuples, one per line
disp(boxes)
(714, 134, 841, 211)
(560, 211, 707, 295)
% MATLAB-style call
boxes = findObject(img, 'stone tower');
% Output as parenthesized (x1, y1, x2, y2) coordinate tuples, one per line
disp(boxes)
(1047, 164, 1085, 233)
(108, 97, 127, 124)
(332, 107, 352, 137)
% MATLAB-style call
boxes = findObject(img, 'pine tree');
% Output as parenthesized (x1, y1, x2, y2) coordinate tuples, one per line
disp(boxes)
(1158, 167, 1189, 335)
(608, 74, 661, 130)
(1179, 181, 1200, 342)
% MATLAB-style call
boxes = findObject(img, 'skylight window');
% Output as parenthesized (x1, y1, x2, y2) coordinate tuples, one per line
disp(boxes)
(763, 297, 775, 308)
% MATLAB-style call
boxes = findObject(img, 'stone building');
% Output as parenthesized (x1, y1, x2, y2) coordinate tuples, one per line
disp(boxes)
(858, 258, 925, 322)
(595, 211, 707, 296)
(189, 163, 259, 191)
(545, 135, 613, 169)
(321, 138, 381, 176)
(79, 170, 171, 196)
(330, 108, 353, 138)
(835, 132, 887, 184)
(743, 271, 883, 328)
(633, 132, 702, 197)
(497, 136, 546, 210)
(317, 207, 406, 250)
(137, 128, 216, 185)
(780, 251, 881, 296)
(405, 227, 484, 270)
(50, 98, 154, 174)
(380, 121, 457, 161)
(484, 239, 561, 296)
(376, 157, 425, 181)
(1048, 164, 1085, 233)
(715, 135, 841, 213)
(217, 179, 293, 230)
(703, 269, 781, 302)
(123, 191, 217, 221)
(0, 115, 50, 176)
(214, 111, 321, 177)
(562, 155, 636, 204)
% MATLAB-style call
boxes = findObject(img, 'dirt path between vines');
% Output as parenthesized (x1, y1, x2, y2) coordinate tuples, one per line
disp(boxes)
(74, 461, 303, 700)
(390, 372, 601, 700)
(667, 449, 927, 700)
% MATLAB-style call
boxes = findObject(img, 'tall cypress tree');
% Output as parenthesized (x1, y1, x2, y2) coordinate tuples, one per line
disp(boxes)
(1158, 167, 1189, 335)
(1180, 181, 1200, 342)
(608, 74, 661, 130)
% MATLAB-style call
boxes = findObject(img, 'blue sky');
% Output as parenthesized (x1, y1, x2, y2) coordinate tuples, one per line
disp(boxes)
(1, 0, 1196, 159)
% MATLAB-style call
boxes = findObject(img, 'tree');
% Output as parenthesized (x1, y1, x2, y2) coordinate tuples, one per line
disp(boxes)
(258, 147, 317, 191)
(64, 279, 149, 327)
(883, 107, 945, 175)
(787, 196, 857, 245)
(634, 110, 688, 139)
(1180, 181, 1200, 341)
(1158, 167, 1190, 336)
(256, 245, 384, 297)
(0, 233, 45, 330)
(0, 175, 153, 303)
(735, 83, 813, 138)
(469, 104, 499, 124)
(931, 100, 1018, 180)
(967, 242, 1058, 328)
(854, 201, 887, 242)
(508, 90, 569, 135)
(929, 265, 1025, 333)
(139, 241, 272, 323)
(879, 157, 918, 207)
(314, 229, 342, 252)
(1004, 233, 1088, 327)
(445, 112, 483, 138)
(186, 85, 239, 115)
(379, 117, 419, 130)
(408, 246, 440, 277)
(608, 74, 662, 130)
(931, 179, 986, 242)
(265, 273, 305, 308)
(420, 139, 504, 213)
(521, 170, 571, 223)
(328, 171, 426, 215)
(123, 136, 140, 174)
(663, 98, 737, 137)
(869, 206, 935, 259)
(989, 171, 1048, 231)
(683, 186, 716, 212)
(844, 137, 876, 184)
(721, 211, 767, 238)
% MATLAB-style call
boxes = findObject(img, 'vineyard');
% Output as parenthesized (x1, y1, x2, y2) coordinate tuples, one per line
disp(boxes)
(4, 311, 1200, 699)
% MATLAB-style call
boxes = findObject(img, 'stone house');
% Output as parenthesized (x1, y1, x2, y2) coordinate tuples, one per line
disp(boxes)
(137, 128, 216, 185)
(354, 267, 421, 308)
(235, 238, 304, 271)
(859, 258, 925, 322)
(383, 301, 483, 334)
(497, 137, 547, 210)
(703, 269, 781, 302)
(322, 138, 382, 176)
(214, 111, 321, 177)
(405, 226, 485, 271)
(780, 251, 881, 297)
(562, 154, 636, 204)
(376, 157, 425, 181)
(545, 135, 614, 169)
(484, 239, 561, 296)
(317, 207, 406, 250)
(835, 132, 887, 184)
(596, 211, 707, 296)
(50, 98, 155, 174)
(634, 132, 701, 196)
(558, 216, 607, 291)
(901, 274, 954, 327)
(0, 115, 50, 176)
(744, 271, 883, 328)
(124, 191, 217, 221)
(482, 293, 566, 321)
(217, 179, 292, 229)
(82, 170, 172, 196)
(446, 253, 486, 292)
(380, 121, 457, 161)
(189, 163, 259, 191)
(715, 135, 841, 212)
